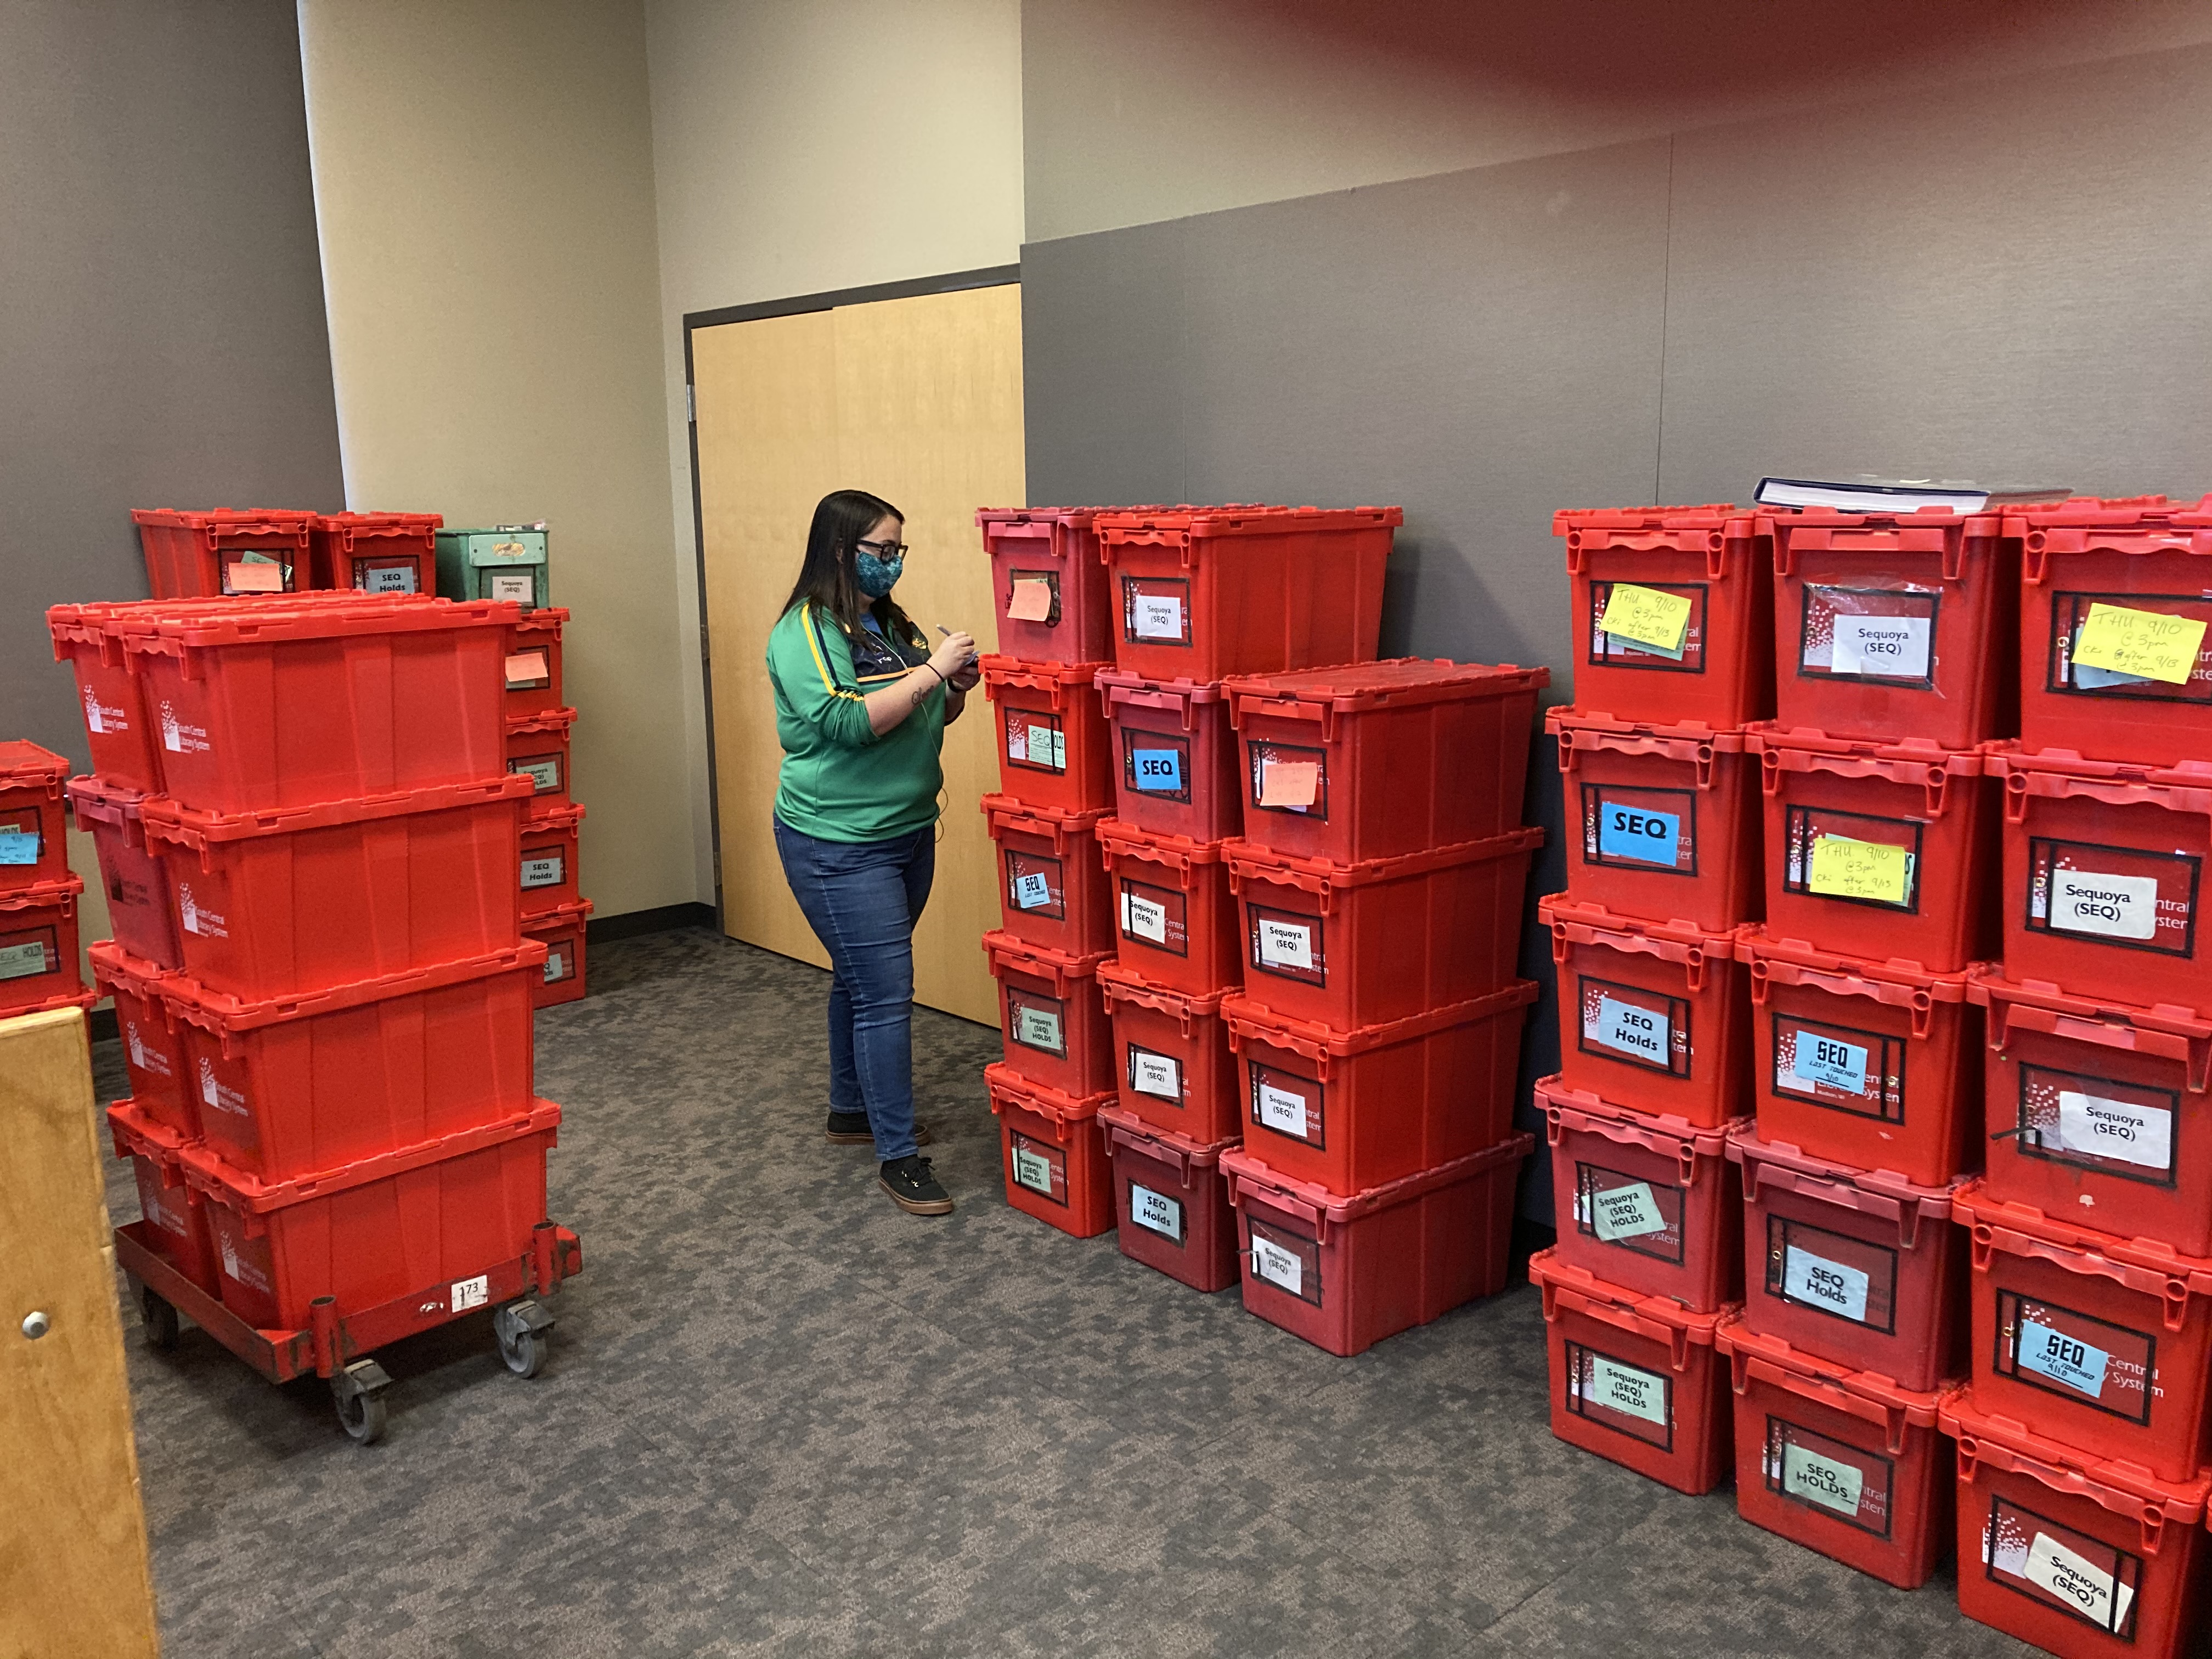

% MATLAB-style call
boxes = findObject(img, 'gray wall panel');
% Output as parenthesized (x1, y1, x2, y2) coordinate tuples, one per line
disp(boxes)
(1, 0, 344, 768)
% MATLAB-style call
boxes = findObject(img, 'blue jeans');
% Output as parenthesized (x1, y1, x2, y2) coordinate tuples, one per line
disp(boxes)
(772, 816, 936, 1163)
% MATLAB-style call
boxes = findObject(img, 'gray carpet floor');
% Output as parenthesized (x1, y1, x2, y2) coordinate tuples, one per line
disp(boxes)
(97, 927, 2040, 1658)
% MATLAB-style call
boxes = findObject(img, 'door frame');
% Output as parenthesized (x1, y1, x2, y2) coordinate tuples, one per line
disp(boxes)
(681, 263, 1020, 928)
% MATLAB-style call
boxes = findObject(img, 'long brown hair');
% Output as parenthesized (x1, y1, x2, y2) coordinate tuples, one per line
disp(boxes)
(780, 488, 917, 644)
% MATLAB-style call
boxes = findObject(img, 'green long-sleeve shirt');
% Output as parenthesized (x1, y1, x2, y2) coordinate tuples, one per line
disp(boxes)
(766, 601, 945, 842)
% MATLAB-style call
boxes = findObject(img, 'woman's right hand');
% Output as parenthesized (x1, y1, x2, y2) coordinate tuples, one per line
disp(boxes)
(928, 631, 977, 681)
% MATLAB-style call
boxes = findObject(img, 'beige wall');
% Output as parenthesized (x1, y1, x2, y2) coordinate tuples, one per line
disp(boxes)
(300, 0, 691, 918)
(1025, 0, 2212, 240)
(645, 0, 1024, 903)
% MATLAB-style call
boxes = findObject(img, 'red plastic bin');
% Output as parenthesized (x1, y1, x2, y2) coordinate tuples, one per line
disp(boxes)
(507, 706, 577, 805)
(503, 606, 567, 715)
(308, 511, 443, 595)
(1555, 504, 1774, 731)
(519, 800, 585, 917)
(1528, 1248, 1735, 1494)
(0, 874, 83, 1018)
(1096, 505, 1398, 681)
(1538, 1075, 1745, 1313)
(1094, 670, 1242, 842)
(1765, 507, 2017, 748)
(980, 656, 1115, 812)
(522, 898, 592, 1009)
(89, 941, 193, 1138)
(66, 775, 183, 969)
(983, 794, 1115, 956)
(1224, 659, 1549, 861)
(982, 930, 1114, 1097)
(1748, 726, 1996, 974)
(1944, 1390, 2211, 1658)
(48, 602, 164, 793)
(1717, 1317, 1951, 1589)
(984, 1062, 1114, 1239)
(1990, 747, 2212, 1014)
(2011, 494, 2212, 767)
(1957, 1186, 2212, 1483)
(1972, 969, 2212, 1256)
(1547, 709, 1761, 932)
(1739, 929, 1979, 1188)
(0, 741, 69, 890)
(166, 943, 543, 1182)
(1222, 983, 1537, 1196)
(133, 507, 317, 599)
(1731, 1127, 1967, 1391)
(1226, 828, 1543, 1029)
(140, 776, 531, 1000)
(979, 507, 1116, 665)
(1224, 1135, 1530, 1358)
(116, 594, 516, 813)
(1097, 818, 1238, 995)
(178, 1099, 560, 1331)
(109, 1102, 222, 1294)
(1542, 896, 1749, 1128)
(1097, 961, 1238, 1143)
(1099, 1105, 1239, 1292)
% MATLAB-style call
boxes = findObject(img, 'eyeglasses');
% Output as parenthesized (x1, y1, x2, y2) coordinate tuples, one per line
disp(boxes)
(855, 539, 910, 558)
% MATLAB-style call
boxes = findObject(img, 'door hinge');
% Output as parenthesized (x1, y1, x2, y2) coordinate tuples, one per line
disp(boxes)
(685, 384, 695, 422)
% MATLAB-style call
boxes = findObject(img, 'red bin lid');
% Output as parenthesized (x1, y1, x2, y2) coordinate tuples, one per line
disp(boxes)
(1095, 958, 1230, 1017)
(1527, 1246, 1734, 1343)
(1221, 1132, 1532, 1223)
(1714, 1314, 1948, 1432)
(1096, 1102, 1237, 1166)
(1953, 1181, 2212, 1292)
(983, 1059, 1113, 1122)
(1939, 1390, 2212, 1523)
(1224, 657, 1548, 713)
(1545, 706, 1750, 755)
(0, 740, 69, 793)
(1533, 1074, 1742, 1158)
(1736, 929, 1976, 1006)
(130, 507, 319, 532)
(1093, 504, 1403, 538)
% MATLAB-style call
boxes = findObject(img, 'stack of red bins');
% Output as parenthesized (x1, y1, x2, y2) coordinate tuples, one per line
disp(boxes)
(1942, 495, 2212, 1658)
(1218, 647, 1545, 1356)
(0, 740, 95, 1022)
(1530, 506, 1771, 1498)
(503, 605, 590, 1006)
(46, 589, 582, 1436)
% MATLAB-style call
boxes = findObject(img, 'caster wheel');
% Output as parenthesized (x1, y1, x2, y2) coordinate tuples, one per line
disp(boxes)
(138, 1284, 179, 1352)
(493, 1299, 552, 1379)
(330, 1358, 392, 1447)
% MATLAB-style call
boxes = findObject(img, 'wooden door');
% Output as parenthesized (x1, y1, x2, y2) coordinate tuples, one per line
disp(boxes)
(693, 283, 1022, 1025)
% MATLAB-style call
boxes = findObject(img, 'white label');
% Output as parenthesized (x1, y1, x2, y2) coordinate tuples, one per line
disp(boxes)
(521, 854, 564, 888)
(1255, 918, 1313, 970)
(543, 949, 566, 984)
(1132, 594, 1184, 640)
(1131, 1183, 1183, 1241)
(1131, 1049, 1180, 1099)
(1014, 1006, 1062, 1049)
(0, 940, 48, 980)
(161, 706, 181, 752)
(1012, 1144, 1053, 1193)
(1024, 723, 1063, 771)
(1005, 723, 1028, 761)
(364, 565, 417, 595)
(2051, 868, 2160, 941)
(451, 1273, 489, 1313)
(515, 757, 561, 792)
(1588, 1181, 1667, 1242)
(2055, 1088, 2173, 1171)
(1792, 1032, 1869, 1094)
(1587, 995, 1669, 1064)
(176, 884, 228, 939)
(2018, 1319, 2110, 1397)
(1250, 1235, 1304, 1295)
(1013, 871, 1052, 910)
(1256, 1082, 1310, 1139)
(1122, 891, 1168, 944)
(1783, 1244, 1870, 1323)
(83, 686, 106, 733)
(1781, 1443, 1865, 1516)
(1828, 614, 1932, 679)
(2025, 1531, 2123, 1628)
(489, 572, 534, 603)
(1588, 1356, 1668, 1425)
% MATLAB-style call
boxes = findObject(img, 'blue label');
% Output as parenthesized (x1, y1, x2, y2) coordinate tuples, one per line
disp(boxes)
(1132, 748, 1183, 793)
(1598, 804, 1680, 866)
(0, 831, 37, 866)
(2018, 1320, 2109, 1399)
(1791, 1032, 1869, 1095)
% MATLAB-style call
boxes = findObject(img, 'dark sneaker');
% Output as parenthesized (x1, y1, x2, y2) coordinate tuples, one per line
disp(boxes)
(827, 1110, 930, 1146)
(879, 1155, 954, 1216)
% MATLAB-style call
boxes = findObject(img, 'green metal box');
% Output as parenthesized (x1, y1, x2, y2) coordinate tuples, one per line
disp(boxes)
(435, 526, 549, 610)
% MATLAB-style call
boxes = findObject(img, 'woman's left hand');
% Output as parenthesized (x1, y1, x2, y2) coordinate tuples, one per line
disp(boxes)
(947, 660, 981, 692)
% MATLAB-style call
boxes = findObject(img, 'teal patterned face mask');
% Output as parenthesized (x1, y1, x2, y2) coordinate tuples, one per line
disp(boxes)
(855, 548, 904, 598)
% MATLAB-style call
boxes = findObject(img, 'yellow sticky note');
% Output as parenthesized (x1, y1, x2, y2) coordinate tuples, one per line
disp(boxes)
(2073, 603, 2207, 687)
(1808, 836, 1911, 905)
(1599, 583, 1692, 653)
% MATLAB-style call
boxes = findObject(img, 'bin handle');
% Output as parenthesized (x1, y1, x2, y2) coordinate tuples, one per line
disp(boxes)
(1737, 1352, 1910, 1452)
(1994, 998, 2212, 1092)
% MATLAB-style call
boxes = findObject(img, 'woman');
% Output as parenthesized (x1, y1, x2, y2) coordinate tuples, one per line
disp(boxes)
(766, 489, 979, 1216)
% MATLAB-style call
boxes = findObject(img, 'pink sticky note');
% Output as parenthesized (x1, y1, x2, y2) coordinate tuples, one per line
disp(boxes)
(1259, 760, 1320, 808)
(1007, 578, 1053, 622)
(506, 650, 548, 686)
(227, 560, 285, 593)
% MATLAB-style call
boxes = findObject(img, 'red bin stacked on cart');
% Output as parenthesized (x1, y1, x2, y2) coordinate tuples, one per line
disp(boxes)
(0, 740, 96, 1022)
(1939, 495, 2212, 1659)
(1215, 645, 1544, 1357)
(46, 586, 583, 1443)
